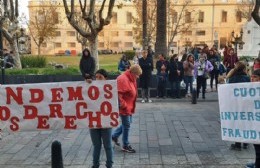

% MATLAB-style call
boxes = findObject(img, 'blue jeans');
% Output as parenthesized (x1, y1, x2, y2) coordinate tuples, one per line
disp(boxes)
(170, 81, 181, 98)
(89, 128, 113, 168)
(112, 115, 132, 147)
(184, 76, 193, 94)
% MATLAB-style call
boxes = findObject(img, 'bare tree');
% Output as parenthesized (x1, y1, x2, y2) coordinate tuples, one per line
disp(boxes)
(62, 0, 116, 68)
(73, 11, 89, 51)
(0, 0, 21, 69)
(236, 0, 255, 21)
(167, 1, 195, 49)
(132, 0, 157, 48)
(28, 1, 60, 55)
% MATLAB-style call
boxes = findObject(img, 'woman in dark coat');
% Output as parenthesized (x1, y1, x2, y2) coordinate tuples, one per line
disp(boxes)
(168, 54, 184, 98)
(79, 48, 96, 82)
(139, 50, 153, 103)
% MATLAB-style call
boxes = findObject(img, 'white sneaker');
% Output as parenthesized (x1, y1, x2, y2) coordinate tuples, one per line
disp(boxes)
(148, 99, 152, 103)
(141, 99, 145, 103)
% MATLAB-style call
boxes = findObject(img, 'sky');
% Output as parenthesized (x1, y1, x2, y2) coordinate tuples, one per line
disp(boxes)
(19, 0, 29, 19)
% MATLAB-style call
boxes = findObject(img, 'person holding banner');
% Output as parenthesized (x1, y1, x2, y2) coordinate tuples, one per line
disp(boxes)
(112, 64, 142, 153)
(246, 69, 260, 168)
(89, 69, 113, 168)
(79, 48, 96, 83)
(227, 61, 250, 151)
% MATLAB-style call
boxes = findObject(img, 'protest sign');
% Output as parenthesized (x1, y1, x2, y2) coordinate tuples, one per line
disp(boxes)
(218, 82, 260, 143)
(0, 80, 119, 132)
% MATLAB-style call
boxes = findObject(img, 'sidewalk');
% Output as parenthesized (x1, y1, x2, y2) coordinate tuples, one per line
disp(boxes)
(0, 92, 254, 168)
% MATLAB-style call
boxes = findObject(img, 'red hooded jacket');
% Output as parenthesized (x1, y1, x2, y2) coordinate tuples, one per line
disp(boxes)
(117, 70, 137, 116)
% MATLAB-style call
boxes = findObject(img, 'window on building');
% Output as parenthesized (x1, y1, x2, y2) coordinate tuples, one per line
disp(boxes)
(42, 42, 47, 48)
(221, 11, 227, 22)
(236, 11, 242, 22)
(55, 42, 62, 48)
(99, 42, 104, 48)
(184, 31, 192, 36)
(185, 11, 191, 23)
(111, 12, 117, 24)
(124, 42, 133, 47)
(172, 11, 178, 23)
(111, 42, 119, 47)
(66, 31, 75, 36)
(125, 31, 133, 36)
(220, 37, 227, 48)
(198, 11, 204, 23)
(196, 30, 206, 36)
(55, 31, 61, 36)
(111, 31, 119, 36)
(52, 12, 59, 24)
(126, 12, 132, 24)
(67, 42, 76, 48)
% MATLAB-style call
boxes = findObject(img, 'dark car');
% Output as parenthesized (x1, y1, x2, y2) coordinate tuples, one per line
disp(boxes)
(99, 49, 113, 54)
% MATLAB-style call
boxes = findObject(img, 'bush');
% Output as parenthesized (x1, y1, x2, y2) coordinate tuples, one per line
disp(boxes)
(41, 67, 79, 75)
(21, 56, 47, 68)
(5, 67, 79, 75)
(5, 68, 40, 75)
(124, 50, 135, 60)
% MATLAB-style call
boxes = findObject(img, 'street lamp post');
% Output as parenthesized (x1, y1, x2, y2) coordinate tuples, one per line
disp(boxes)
(0, 28, 5, 84)
(231, 29, 244, 54)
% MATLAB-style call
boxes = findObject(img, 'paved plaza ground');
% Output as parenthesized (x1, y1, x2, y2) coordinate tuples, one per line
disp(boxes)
(0, 92, 255, 168)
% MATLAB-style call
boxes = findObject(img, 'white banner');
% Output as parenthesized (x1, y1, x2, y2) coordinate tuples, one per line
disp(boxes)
(218, 82, 260, 143)
(0, 80, 119, 132)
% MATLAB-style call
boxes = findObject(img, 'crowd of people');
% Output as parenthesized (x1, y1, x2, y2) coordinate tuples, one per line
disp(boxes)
(79, 45, 260, 168)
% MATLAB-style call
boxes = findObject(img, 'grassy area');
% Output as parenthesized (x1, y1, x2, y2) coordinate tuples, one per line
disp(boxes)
(46, 54, 121, 72)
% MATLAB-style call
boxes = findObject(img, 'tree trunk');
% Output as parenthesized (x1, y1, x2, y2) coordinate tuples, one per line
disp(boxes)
(89, 36, 99, 70)
(142, 0, 148, 50)
(10, 39, 22, 69)
(155, 0, 167, 57)
(38, 45, 41, 56)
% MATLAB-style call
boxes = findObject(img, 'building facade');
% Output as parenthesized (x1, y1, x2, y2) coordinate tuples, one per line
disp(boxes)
(28, 0, 251, 55)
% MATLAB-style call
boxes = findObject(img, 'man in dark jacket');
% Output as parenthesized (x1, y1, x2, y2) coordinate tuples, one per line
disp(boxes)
(79, 48, 96, 83)
(139, 49, 153, 103)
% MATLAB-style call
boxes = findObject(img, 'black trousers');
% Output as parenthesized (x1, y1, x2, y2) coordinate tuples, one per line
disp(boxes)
(196, 76, 207, 98)
(210, 69, 219, 89)
(254, 144, 260, 168)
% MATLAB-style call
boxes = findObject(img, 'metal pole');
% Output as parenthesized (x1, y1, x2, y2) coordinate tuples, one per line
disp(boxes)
(0, 28, 5, 84)
(211, 0, 215, 47)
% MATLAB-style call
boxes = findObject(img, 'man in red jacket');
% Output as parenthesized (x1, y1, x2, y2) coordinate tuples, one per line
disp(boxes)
(112, 64, 142, 153)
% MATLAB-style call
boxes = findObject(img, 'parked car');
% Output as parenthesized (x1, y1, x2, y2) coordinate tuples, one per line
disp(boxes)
(98, 49, 113, 54)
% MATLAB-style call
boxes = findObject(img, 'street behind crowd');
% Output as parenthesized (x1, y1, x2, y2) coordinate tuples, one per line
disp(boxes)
(0, 92, 254, 168)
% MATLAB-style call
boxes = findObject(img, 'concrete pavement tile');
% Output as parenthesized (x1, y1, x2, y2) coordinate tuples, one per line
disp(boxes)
(158, 138, 172, 146)
(161, 155, 178, 164)
(188, 133, 204, 143)
(148, 147, 160, 155)
(176, 155, 188, 164)
(159, 145, 175, 155)
(192, 142, 210, 152)
(148, 140, 159, 148)
(185, 153, 202, 165)
(149, 154, 162, 164)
